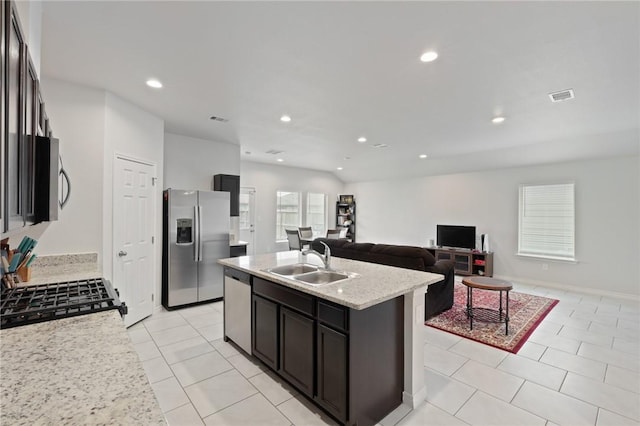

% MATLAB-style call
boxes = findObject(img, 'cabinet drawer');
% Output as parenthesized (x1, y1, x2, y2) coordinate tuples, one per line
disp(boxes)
(317, 300, 348, 332)
(253, 277, 314, 316)
(230, 245, 247, 258)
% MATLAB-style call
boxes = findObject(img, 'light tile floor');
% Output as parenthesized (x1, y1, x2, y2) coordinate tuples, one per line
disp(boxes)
(129, 281, 640, 425)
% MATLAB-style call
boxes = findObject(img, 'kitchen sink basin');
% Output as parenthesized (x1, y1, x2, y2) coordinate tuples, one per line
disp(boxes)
(267, 263, 318, 276)
(293, 270, 351, 286)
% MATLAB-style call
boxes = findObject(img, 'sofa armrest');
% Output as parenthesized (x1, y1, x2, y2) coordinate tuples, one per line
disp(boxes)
(424, 259, 454, 277)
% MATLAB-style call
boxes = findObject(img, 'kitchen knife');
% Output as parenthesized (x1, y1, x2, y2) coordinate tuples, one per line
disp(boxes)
(25, 254, 37, 268)
(9, 253, 22, 273)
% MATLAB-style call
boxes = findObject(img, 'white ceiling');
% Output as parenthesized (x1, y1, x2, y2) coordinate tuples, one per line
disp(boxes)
(40, 1, 639, 183)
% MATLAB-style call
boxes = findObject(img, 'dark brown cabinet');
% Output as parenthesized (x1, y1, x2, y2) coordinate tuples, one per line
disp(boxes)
(280, 307, 314, 397)
(432, 248, 494, 277)
(2, 0, 55, 233)
(252, 294, 278, 371)
(316, 323, 347, 421)
(4, 1, 26, 232)
(249, 274, 403, 426)
(230, 244, 247, 257)
(213, 174, 240, 216)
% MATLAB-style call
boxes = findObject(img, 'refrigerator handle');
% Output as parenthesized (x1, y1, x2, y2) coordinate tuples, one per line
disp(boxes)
(198, 205, 204, 261)
(194, 206, 200, 262)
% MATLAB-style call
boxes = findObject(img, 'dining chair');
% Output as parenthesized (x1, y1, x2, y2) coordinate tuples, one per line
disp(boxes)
(285, 229, 302, 250)
(299, 227, 313, 240)
(326, 229, 341, 239)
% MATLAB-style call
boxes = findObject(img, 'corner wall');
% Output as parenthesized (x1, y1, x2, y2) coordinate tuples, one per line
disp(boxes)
(103, 93, 164, 298)
(164, 133, 240, 190)
(345, 156, 640, 298)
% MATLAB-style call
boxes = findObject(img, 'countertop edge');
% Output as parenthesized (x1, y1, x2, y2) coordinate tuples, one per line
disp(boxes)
(219, 253, 442, 310)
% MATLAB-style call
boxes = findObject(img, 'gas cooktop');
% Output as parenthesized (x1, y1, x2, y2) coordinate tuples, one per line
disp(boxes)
(0, 278, 127, 329)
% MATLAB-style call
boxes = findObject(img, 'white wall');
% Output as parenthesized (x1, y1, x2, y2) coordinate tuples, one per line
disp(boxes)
(36, 78, 107, 258)
(345, 156, 640, 298)
(103, 93, 164, 296)
(240, 161, 345, 254)
(164, 133, 240, 190)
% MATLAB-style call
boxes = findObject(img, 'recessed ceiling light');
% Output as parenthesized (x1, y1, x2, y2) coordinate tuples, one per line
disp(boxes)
(357, 137, 367, 143)
(277, 158, 284, 162)
(146, 79, 162, 89)
(420, 51, 438, 63)
(337, 167, 343, 171)
(280, 115, 291, 123)
(419, 154, 428, 159)
(492, 116, 505, 124)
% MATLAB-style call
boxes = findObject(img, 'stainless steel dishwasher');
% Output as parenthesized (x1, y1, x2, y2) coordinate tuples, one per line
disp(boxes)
(223, 267, 252, 355)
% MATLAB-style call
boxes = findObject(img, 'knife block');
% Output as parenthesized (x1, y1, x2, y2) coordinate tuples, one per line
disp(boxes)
(17, 266, 31, 283)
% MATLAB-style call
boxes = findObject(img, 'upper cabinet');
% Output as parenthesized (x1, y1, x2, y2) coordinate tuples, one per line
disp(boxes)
(213, 174, 240, 216)
(4, 0, 27, 232)
(2, 0, 55, 234)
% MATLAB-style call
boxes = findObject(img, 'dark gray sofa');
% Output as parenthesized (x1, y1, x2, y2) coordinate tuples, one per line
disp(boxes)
(311, 238, 455, 319)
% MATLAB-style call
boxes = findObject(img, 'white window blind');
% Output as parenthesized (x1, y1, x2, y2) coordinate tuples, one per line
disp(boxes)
(518, 183, 575, 261)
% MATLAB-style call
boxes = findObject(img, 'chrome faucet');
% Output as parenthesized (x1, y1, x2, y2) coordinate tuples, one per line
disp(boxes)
(302, 241, 331, 270)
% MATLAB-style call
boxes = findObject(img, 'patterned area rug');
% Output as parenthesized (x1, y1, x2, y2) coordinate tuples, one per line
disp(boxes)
(425, 282, 559, 353)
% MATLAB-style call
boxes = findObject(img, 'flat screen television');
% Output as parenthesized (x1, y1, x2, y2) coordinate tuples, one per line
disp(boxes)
(437, 225, 476, 250)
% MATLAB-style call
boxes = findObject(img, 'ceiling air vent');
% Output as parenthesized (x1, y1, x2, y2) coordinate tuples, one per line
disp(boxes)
(372, 143, 388, 148)
(265, 149, 284, 155)
(548, 89, 575, 103)
(210, 116, 229, 123)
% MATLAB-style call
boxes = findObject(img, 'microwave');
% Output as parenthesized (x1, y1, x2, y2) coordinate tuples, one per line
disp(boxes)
(34, 136, 59, 222)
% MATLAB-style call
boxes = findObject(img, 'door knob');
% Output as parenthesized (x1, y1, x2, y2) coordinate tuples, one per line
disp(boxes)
(118, 250, 128, 257)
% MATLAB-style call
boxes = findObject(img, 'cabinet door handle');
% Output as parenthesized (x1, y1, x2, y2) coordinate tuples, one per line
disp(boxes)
(118, 250, 128, 257)
(59, 156, 71, 209)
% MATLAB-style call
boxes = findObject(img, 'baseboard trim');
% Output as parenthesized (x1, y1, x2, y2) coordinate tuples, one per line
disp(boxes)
(493, 274, 640, 302)
(402, 387, 427, 409)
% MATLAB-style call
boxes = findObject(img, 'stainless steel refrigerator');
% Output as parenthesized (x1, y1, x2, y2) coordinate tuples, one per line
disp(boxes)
(162, 189, 230, 309)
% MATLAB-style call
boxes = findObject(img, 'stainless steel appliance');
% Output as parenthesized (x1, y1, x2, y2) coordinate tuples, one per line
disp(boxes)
(162, 189, 230, 309)
(223, 267, 251, 354)
(0, 278, 127, 329)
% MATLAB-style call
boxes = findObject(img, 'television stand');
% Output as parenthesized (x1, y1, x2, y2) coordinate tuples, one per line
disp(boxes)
(426, 247, 493, 277)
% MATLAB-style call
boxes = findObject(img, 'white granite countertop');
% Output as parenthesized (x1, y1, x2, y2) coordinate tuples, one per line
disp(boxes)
(218, 250, 443, 310)
(0, 311, 165, 425)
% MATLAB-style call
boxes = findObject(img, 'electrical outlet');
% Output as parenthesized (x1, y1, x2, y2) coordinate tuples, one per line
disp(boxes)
(542, 263, 549, 271)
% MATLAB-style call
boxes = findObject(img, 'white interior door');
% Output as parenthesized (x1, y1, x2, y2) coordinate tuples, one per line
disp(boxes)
(114, 155, 155, 327)
(239, 187, 256, 255)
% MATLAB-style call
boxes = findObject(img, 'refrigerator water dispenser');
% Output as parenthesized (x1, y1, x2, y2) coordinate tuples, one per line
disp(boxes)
(176, 218, 193, 244)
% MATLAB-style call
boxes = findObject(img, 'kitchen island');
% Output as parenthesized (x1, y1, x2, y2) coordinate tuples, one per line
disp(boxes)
(219, 250, 443, 426)
(0, 310, 165, 425)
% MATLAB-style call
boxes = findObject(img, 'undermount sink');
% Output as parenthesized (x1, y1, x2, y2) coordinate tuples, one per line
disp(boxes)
(264, 263, 356, 286)
(293, 270, 351, 286)
(267, 263, 318, 276)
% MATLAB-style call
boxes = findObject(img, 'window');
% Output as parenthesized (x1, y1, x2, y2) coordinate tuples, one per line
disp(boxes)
(275, 191, 328, 241)
(518, 183, 575, 261)
(276, 191, 300, 240)
(306, 193, 327, 236)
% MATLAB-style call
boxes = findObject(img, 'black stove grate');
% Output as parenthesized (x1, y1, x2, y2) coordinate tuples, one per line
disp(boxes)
(0, 278, 126, 329)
